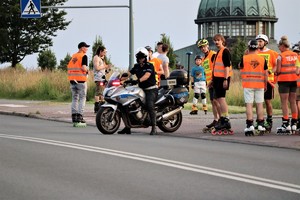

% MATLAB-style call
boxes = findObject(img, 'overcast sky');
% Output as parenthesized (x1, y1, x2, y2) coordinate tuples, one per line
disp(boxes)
(18, 0, 300, 70)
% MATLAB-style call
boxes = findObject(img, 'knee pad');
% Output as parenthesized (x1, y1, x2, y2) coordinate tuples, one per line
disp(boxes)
(201, 93, 206, 100)
(194, 93, 200, 99)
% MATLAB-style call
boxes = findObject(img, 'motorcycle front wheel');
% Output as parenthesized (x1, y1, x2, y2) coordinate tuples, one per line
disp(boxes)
(96, 107, 121, 134)
(157, 108, 182, 133)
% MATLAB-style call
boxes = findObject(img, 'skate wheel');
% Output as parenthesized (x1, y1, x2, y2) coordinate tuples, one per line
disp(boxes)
(223, 130, 228, 135)
(217, 130, 223, 135)
(211, 129, 217, 135)
(229, 130, 234, 135)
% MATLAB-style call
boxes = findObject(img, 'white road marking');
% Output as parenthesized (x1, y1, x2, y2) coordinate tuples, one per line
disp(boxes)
(1, 133, 300, 194)
(0, 104, 27, 108)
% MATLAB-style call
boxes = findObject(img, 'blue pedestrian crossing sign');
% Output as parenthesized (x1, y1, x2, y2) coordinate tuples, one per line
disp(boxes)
(21, 0, 41, 18)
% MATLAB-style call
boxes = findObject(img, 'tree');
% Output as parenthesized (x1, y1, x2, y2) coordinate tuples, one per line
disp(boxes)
(0, 0, 71, 68)
(89, 35, 112, 69)
(37, 49, 57, 71)
(158, 33, 177, 70)
(230, 37, 247, 69)
(57, 53, 71, 71)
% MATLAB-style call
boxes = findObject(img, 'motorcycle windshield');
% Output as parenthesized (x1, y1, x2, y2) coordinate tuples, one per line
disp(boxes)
(106, 72, 121, 88)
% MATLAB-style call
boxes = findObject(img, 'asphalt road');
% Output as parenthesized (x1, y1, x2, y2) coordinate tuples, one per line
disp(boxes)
(1, 115, 300, 200)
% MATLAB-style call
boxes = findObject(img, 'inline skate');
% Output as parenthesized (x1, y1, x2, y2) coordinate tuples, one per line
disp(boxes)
(202, 104, 208, 115)
(290, 119, 297, 135)
(264, 117, 273, 133)
(244, 120, 254, 136)
(211, 117, 233, 135)
(73, 113, 87, 127)
(190, 105, 198, 115)
(254, 120, 266, 136)
(202, 120, 217, 133)
(276, 118, 291, 135)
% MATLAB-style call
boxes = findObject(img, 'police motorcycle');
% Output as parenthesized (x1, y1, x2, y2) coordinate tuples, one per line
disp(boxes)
(95, 70, 189, 134)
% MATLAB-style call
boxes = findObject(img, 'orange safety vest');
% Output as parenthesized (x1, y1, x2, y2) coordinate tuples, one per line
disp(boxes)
(202, 50, 216, 84)
(149, 57, 162, 85)
(67, 52, 87, 82)
(257, 49, 278, 84)
(240, 54, 266, 89)
(277, 50, 298, 82)
(213, 47, 233, 78)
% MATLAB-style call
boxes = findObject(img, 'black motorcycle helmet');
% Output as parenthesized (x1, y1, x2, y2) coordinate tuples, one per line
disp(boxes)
(248, 39, 258, 50)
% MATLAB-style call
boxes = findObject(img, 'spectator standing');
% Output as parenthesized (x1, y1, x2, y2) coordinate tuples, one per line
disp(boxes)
(93, 46, 111, 113)
(67, 42, 90, 126)
(145, 46, 164, 85)
(157, 43, 170, 78)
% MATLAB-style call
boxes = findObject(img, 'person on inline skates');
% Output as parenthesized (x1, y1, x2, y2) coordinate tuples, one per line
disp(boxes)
(293, 43, 300, 132)
(275, 36, 299, 135)
(196, 39, 220, 132)
(239, 40, 268, 136)
(67, 42, 90, 127)
(256, 34, 278, 132)
(190, 55, 207, 115)
(210, 34, 233, 134)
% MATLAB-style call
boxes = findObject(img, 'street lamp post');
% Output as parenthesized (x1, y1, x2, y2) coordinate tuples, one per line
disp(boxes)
(41, 2, 134, 70)
(186, 52, 193, 91)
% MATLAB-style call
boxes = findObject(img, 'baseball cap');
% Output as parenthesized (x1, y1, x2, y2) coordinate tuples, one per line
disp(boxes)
(78, 42, 90, 49)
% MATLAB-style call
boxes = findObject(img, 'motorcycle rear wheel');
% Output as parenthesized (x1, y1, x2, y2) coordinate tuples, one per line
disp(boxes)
(157, 109, 182, 133)
(96, 107, 121, 134)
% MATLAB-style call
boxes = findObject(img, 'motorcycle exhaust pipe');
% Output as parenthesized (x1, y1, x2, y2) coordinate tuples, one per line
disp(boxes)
(159, 107, 183, 121)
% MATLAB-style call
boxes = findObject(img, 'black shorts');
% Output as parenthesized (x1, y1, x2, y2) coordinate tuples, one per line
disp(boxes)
(213, 77, 230, 99)
(264, 82, 274, 100)
(278, 81, 297, 94)
(209, 87, 214, 101)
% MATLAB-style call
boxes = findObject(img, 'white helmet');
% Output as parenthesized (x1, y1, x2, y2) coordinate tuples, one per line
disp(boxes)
(256, 34, 269, 44)
(135, 47, 149, 58)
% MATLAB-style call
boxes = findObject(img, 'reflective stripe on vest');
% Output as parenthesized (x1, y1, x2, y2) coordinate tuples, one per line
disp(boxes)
(277, 50, 298, 82)
(202, 50, 216, 84)
(241, 54, 266, 88)
(213, 47, 232, 78)
(67, 52, 87, 82)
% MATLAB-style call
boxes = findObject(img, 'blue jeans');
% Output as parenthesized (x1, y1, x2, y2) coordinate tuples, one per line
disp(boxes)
(70, 82, 87, 115)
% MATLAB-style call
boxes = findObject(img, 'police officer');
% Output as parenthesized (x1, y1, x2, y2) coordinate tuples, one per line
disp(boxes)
(118, 47, 158, 135)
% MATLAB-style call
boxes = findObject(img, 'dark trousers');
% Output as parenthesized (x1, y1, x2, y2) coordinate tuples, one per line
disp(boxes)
(144, 88, 158, 126)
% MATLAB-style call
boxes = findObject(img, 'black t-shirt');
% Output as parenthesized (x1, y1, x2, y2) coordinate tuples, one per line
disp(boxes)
(82, 55, 88, 66)
(214, 48, 231, 67)
(130, 62, 156, 89)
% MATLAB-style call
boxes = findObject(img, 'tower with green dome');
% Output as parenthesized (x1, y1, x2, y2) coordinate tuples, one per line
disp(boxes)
(175, 0, 278, 66)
